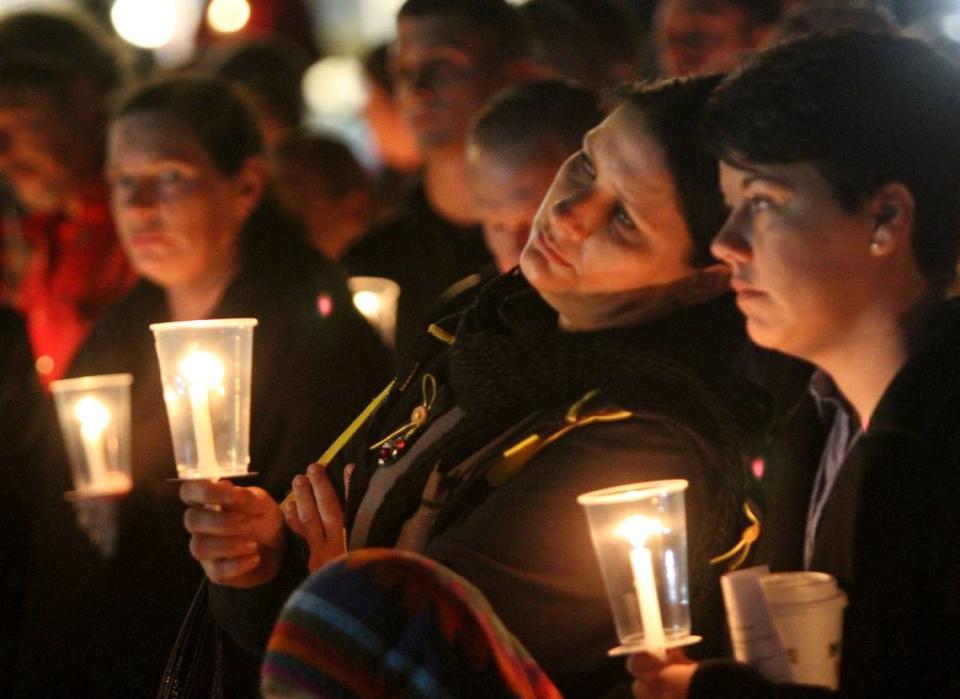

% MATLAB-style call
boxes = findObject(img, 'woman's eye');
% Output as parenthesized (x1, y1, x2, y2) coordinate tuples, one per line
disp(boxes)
(157, 169, 186, 187)
(748, 196, 773, 214)
(613, 202, 636, 230)
(578, 152, 596, 179)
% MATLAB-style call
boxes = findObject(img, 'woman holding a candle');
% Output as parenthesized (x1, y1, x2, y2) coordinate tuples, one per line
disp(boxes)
(19, 76, 393, 698)
(630, 33, 960, 698)
(181, 75, 768, 697)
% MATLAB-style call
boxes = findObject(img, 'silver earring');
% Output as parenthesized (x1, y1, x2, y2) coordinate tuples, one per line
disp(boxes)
(870, 240, 882, 254)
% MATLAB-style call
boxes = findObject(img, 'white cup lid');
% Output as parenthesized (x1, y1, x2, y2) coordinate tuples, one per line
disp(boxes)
(760, 571, 840, 605)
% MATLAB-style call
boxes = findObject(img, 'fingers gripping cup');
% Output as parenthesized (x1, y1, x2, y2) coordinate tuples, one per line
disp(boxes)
(150, 318, 257, 480)
(50, 374, 134, 498)
(579, 480, 701, 659)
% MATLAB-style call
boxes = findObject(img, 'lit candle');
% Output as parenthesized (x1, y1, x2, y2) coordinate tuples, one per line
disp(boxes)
(352, 290, 383, 320)
(179, 350, 224, 479)
(75, 396, 111, 487)
(619, 515, 667, 660)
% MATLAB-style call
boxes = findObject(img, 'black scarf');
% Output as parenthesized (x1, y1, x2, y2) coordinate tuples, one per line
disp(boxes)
(365, 272, 766, 549)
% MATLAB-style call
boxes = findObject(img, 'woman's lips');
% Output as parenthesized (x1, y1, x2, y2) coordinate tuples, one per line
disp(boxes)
(535, 227, 572, 268)
(730, 278, 765, 300)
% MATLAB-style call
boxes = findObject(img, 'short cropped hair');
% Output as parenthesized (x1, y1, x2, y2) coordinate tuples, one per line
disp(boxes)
(726, 0, 784, 27)
(274, 128, 370, 197)
(0, 10, 123, 94)
(468, 79, 603, 159)
(398, 0, 529, 65)
(621, 74, 727, 267)
(704, 31, 960, 292)
(112, 74, 263, 177)
(211, 38, 311, 128)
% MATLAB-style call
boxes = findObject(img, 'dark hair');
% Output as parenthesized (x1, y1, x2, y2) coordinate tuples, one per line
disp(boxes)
(273, 128, 370, 197)
(112, 74, 263, 176)
(209, 37, 311, 129)
(722, 0, 784, 29)
(363, 43, 394, 94)
(620, 74, 726, 267)
(771, 2, 898, 44)
(468, 79, 604, 158)
(398, 0, 529, 65)
(704, 31, 960, 292)
(0, 10, 124, 94)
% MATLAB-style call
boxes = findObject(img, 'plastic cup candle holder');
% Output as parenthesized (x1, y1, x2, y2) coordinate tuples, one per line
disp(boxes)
(50, 374, 134, 498)
(150, 318, 257, 480)
(578, 479, 701, 657)
(348, 276, 400, 349)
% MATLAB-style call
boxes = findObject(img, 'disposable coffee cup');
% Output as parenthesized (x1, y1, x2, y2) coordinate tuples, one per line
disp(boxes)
(759, 572, 847, 689)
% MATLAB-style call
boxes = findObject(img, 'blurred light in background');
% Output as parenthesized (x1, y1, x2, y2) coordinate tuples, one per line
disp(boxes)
(303, 55, 367, 118)
(206, 0, 250, 34)
(943, 13, 960, 42)
(110, 0, 178, 48)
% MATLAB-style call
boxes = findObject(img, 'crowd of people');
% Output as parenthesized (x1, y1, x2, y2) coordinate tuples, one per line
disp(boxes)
(1, 0, 959, 697)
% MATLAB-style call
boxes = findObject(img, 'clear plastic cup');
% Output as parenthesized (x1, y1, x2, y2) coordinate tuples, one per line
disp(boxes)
(348, 276, 400, 348)
(50, 373, 134, 497)
(579, 479, 699, 656)
(150, 318, 257, 480)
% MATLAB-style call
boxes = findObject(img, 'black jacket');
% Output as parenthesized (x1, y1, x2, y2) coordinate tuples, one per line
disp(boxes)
(693, 301, 960, 698)
(213, 274, 768, 697)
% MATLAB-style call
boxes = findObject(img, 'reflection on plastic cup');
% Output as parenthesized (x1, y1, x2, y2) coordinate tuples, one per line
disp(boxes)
(348, 276, 399, 348)
(760, 572, 847, 689)
(150, 318, 257, 480)
(50, 374, 134, 497)
(579, 480, 700, 656)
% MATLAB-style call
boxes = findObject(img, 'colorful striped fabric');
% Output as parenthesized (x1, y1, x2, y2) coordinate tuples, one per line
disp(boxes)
(261, 548, 563, 698)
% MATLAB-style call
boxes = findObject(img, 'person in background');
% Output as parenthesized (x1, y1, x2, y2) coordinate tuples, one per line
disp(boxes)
(630, 31, 960, 698)
(16, 75, 392, 699)
(518, 0, 641, 96)
(271, 128, 372, 262)
(654, 0, 783, 76)
(361, 42, 422, 223)
(466, 79, 604, 274)
(767, 0, 898, 43)
(204, 37, 312, 152)
(342, 0, 533, 358)
(181, 74, 767, 697)
(0, 10, 136, 386)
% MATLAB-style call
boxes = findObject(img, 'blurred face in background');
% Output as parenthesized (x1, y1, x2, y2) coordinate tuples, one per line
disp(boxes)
(0, 85, 98, 212)
(656, 0, 762, 76)
(106, 111, 262, 291)
(392, 15, 511, 153)
(468, 139, 573, 273)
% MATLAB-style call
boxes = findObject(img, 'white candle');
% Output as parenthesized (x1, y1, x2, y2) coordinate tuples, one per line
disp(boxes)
(621, 515, 667, 660)
(179, 350, 223, 479)
(75, 396, 111, 487)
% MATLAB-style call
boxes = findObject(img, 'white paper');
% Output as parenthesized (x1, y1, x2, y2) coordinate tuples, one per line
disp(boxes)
(721, 565, 794, 682)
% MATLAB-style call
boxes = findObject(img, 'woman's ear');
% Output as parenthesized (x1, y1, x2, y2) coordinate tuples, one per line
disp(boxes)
(233, 155, 268, 221)
(867, 182, 914, 257)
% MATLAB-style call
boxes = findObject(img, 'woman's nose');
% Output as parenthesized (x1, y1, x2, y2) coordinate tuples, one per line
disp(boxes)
(711, 214, 752, 264)
(549, 189, 602, 243)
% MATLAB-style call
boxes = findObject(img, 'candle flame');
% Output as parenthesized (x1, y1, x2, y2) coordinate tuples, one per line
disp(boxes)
(353, 290, 384, 317)
(618, 515, 660, 549)
(179, 350, 224, 389)
(75, 396, 111, 438)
